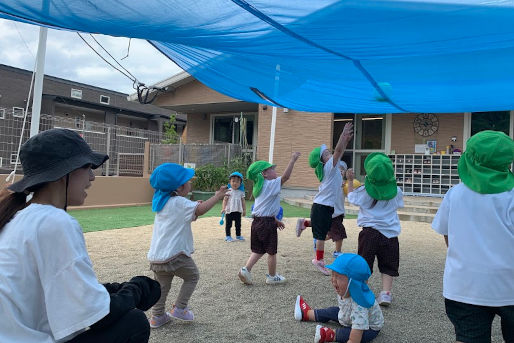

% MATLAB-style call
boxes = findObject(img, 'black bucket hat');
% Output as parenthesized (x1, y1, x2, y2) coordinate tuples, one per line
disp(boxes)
(8, 128, 108, 193)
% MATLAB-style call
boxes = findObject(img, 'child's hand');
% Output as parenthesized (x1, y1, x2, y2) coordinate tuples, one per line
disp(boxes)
(346, 168, 354, 181)
(342, 122, 354, 142)
(276, 219, 285, 230)
(215, 186, 229, 200)
(291, 151, 301, 162)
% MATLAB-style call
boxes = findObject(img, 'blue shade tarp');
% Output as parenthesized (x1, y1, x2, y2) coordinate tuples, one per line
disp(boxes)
(1, 1, 514, 113)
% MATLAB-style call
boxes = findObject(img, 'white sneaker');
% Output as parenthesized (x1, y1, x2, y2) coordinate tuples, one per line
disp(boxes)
(296, 218, 306, 237)
(378, 291, 392, 306)
(238, 267, 253, 285)
(312, 259, 330, 276)
(265, 273, 286, 285)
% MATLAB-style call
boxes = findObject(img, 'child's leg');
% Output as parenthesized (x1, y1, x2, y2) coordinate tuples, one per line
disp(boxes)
(234, 212, 242, 237)
(381, 274, 393, 293)
(357, 227, 379, 273)
(267, 253, 277, 276)
(225, 212, 233, 237)
(376, 235, 399, 292)
(313, 306, 340, 323)
(245, 252, 264, 271)
(333, 327, 380, 343)
(335, 240, 342, 253)
(172, 256, 200, 309)
(151, 270, 174, 317)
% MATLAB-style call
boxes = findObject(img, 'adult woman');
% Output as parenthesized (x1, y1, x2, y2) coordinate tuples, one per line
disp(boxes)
(0, 129, 159, 342)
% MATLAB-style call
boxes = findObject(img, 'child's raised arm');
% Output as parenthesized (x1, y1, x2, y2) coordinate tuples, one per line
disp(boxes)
(281, 152, 301, 185)
(196, 186, 228, 216)
(346, 168, 355, 193)
(333, 122, 354, 167)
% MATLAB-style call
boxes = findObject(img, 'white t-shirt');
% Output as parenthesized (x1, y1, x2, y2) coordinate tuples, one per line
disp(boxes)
(337, 295, 384, 331)
(225, 189, 245, 214)
(333, 162, 347, 217)
(0, 204, 110, 343)
(432, 184, 514, 306)
(347, 186, 404, 238)
(252, 177, 281, 217)
(314, 157, 342, 208)
(147, 196, 199, 263)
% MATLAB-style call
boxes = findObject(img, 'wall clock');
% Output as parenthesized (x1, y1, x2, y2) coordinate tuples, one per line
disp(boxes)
(413, 113, 439, 137)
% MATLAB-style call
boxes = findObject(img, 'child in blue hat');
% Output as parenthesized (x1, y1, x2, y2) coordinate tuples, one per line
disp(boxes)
(221, 171, 246, 242)
(294, 253, 384, 342)
(147, 163, 227, 328)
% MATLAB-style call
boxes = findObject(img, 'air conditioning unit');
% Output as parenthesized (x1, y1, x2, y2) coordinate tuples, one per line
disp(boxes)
(283, 108, 289, 113)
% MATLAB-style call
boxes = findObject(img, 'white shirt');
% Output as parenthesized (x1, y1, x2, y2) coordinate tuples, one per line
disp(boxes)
(432, 184, 514, 306)
(148, 196, 198, 263)
(337, 295, 384, 331)
(0, 204, 110, 343)
(333, 162, 347, 217)
(225, 189, 245, 214)
(314, 157, 342, 208)
(252, 177, 281, 217)
(347, 186, 404, 238)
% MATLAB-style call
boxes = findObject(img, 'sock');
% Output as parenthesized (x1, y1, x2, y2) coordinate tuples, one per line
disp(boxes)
(316, 249, 324, 261)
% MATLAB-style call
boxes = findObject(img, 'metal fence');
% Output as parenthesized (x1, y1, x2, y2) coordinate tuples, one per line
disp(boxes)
(0, 109, 163, 177)
(149, 143, 246, 173)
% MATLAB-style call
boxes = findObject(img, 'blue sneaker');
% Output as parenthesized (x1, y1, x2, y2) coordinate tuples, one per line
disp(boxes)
(236, 236, 245, 241)
(225, 236, 234, 242)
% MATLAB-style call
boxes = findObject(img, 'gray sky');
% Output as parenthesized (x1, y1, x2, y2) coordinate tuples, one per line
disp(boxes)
(0, 18, 183, 94)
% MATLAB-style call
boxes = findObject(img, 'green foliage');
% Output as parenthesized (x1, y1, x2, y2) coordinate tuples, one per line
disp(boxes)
(192, 157, 253, 198)
(162, 115, 179, 144)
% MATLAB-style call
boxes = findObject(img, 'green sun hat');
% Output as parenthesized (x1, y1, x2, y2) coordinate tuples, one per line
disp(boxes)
(247, 160, 275, 198)
(309, 144, 327, 182)
(364, 152, 397, 200)
(458, 130, 514, 194)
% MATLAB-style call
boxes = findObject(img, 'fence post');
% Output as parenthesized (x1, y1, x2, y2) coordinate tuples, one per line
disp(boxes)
(179, 137, 183, 165)
(143, 141, 150, 177)
(228, 144, 231, 167)
(105, 127, 111, 176)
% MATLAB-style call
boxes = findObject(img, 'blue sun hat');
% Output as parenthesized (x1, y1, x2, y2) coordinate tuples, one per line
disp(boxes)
(149, 163, 195, 212)
(228, 171, 245, 191)
(326, 253, 375, 308)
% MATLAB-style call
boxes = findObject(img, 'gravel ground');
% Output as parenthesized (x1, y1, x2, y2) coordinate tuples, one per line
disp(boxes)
(85, 217, 504, 343)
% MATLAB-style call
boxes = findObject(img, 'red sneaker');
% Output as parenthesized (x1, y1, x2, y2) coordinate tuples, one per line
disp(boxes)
(314, 325, 336, 343)
(294, 295, 311, 321)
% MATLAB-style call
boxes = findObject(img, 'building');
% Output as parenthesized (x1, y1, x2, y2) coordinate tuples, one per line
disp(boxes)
(130, 71, 514, 196)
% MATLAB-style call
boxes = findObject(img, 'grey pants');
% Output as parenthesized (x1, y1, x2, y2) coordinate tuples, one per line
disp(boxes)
(150, 255, 200, 316)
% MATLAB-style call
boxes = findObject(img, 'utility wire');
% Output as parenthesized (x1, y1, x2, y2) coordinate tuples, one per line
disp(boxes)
(88, 34, 138, 81)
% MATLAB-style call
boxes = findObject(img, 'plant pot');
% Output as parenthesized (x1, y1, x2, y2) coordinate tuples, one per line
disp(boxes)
(191, 190, 215, 201)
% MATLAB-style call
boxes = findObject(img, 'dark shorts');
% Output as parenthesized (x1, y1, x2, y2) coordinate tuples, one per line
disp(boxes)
(250, 217, 278, 255)
(327, 214, 347, 241)
(310, 203, 334, 240)
(358, 227, 399, 277)
(445, 298, 514, 343)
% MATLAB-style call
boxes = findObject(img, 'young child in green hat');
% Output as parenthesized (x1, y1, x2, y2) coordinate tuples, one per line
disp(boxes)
(346, 153, 404, 306)
(307, 122, 353, 276)
(432, 130, 514, 343)
(294, 253, 384, 342)
(238, 152, 300, 285)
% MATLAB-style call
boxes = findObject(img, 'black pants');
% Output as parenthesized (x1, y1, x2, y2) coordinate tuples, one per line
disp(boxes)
(69, 309, 150, 343)
(225, 212, 242, 236)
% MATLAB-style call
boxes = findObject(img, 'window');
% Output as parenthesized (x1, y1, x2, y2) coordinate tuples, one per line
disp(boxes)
(212, 114, 255, 146)
(0, 108, 5, 119)
(100, 95, 110, 105)
(471, 111, 509, 136)
(12, 107, 24, 118)
(10, 154, 19, 165)
(71, 89, 82, 99)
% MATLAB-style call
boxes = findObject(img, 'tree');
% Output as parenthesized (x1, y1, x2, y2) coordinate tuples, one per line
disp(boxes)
(162, 115, 179, 144)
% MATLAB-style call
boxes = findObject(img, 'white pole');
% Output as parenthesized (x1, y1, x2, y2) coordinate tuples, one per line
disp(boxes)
(30, 27, 48, 137)
(268, 106, 277, 163)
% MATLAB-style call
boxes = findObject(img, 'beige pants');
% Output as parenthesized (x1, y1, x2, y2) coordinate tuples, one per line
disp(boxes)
(150, 255, 199, 316)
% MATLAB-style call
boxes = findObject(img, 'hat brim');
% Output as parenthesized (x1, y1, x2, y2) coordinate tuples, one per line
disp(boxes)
(348, 279, 376, 308)
(364, 179, 397, 201)
(8, 152, 108, 193)
(320, 144, 328, 158)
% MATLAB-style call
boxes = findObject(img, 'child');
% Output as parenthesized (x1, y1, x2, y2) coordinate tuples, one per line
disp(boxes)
(222, 171, 246, 242)
(0, 129, 160, 342)
(432, 130, 514, 343)
(294, 253, 384, 343)
(147, 163, 227, 328)
(308, 122, 353, 275)
(346, 153, 404, 306)
(296, 161, 349, 258)
(238, 152, 300, 285)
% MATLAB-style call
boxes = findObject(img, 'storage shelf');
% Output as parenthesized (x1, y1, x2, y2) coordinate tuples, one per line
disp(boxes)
(389, 154, 461, 196)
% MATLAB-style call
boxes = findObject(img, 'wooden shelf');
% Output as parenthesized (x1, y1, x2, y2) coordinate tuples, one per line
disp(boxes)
(389, 154, 461, 196)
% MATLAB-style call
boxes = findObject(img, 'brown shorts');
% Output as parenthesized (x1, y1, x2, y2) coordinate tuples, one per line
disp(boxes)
(327, 215, 347, 242)
(250, 217, 278, 255)
(310, 203, 334, 240)
(358, 227, 399, 277)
